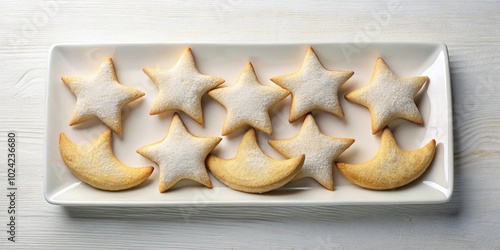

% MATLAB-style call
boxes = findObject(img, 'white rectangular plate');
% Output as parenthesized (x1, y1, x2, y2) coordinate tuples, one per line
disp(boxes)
(45, 43, 453, 206)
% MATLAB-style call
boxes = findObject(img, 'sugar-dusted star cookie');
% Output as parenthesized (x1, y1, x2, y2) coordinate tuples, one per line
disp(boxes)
(208, 62, 289, 135)
(269, 114, 354, 190)
(345, 58, 429, 134)
(270, 47, 354, 122)
(59, 130, 154, 191)
(61, 57, 145, 135)
(136, 113, 221, 192)
(336, 128, 436, 190)
(207, 129, 304, 193)
(143, 48, 225, 124)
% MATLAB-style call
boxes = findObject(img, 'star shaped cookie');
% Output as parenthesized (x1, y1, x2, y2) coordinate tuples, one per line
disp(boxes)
(345, 58, 429, 134)
(137, 113, 221, 192)
(207, 129, 304, 193)
(208, 62, 289, 135)
(269, 114, 354, 190)
(61, 57, 145, 135)
(143, 48, 225, 124)
(270, 47, 354, 122)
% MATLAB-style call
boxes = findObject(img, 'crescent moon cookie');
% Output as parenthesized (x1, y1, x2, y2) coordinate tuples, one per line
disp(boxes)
(59, 130, 154, 191)
(269, 114, 355, 190)
(270, 47, 354, 122)
(61, 57, 145, 135)
(207, 129, 305, 194)
(137, 113, 221, 192)
(208, 62, 289, 135)
(143, 48, 225, 124)
(336, 128, 436, 190)
(345, 57, 429, 134)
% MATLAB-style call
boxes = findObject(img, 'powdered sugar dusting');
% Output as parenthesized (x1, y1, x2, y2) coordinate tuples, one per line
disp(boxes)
(63, 58, 144, 134)
(137, 114, 220, 191)
(237, 130, 274, 169)
(345, 58, 427, 133)
(144, 48, 224, 123)
(208, 62, 289, 135)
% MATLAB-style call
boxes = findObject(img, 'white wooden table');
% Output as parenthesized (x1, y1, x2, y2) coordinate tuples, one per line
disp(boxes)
(1, 0, 499, 248)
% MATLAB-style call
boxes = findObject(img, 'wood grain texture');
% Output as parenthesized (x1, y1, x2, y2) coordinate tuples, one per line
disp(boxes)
(1, 0, 500, 248)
